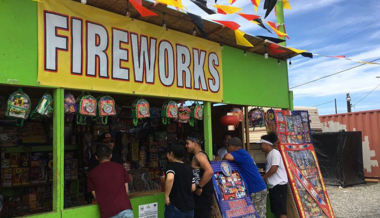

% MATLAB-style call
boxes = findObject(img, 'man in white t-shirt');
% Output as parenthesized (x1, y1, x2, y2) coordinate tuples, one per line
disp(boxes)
(259, 133, 288, 218)
(215, 133, 231, 160)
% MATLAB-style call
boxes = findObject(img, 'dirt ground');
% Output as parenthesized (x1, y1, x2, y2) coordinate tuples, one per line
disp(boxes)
(326, 183, 380, 218)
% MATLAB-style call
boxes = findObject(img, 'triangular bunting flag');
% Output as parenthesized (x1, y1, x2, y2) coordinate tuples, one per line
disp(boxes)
(256, 36, 285, 44)
(213, 20, 241, 30)
(237, 12, 260, 20)
(301, 52, 313, 58)
(190, 0, 216, 15)
(267, 21, 288, 37)
(213, 4, 242, 14)
(251, 0, 261, 12)
(288, 47, 306, 54)
(217, 8, 227, 14)
(228, 0, 237, 5)
(268, 43, 287, 54)
(264, 0, 277, 18)
(156, 0, 185, 11)
(282, 23, 290, 39)
(187, 12, 209, 38)
(234, 30, 254, 47)
(130, 0, 158, 17)
(237, 13, 271, 33)
(283, 0, 291, 9)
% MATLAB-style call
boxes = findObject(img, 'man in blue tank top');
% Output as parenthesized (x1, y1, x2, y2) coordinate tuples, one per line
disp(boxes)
(224, 137, 268, 218)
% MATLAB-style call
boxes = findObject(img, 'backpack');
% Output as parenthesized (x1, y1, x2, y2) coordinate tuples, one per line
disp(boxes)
(97, 96, 116, 124)
(131, 99, 150, 126)
(30, 92, 53, 120)
(6, 88, 31, 126)
(248, 107, 265, 129)
(189, 103, 203, 127)
(64, 93, 78, 114)
(178, 105, 191, 124)
(76, 94, 97, 125)
(161, 101, 178, 124)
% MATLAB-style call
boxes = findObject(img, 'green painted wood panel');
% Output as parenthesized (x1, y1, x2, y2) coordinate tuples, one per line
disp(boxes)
(222, 46, 291, 108)
(0, 0, 39, 86)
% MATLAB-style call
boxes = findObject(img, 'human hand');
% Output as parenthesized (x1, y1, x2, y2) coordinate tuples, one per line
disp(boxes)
(165, 196, 170, 205)
(195, 188, 203, 196)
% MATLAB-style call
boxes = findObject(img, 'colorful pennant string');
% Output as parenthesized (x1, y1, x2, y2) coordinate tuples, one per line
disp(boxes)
(213, 4, 242, 14)
(190, 0, 216, 14)
(130, 0, 158, 17)
(266, 21, 288, 38)
(234, 30, 254, 47)
(213, 20, 241, 30)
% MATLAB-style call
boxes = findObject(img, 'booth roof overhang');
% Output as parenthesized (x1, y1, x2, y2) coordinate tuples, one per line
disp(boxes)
(71, 0, 299, 61)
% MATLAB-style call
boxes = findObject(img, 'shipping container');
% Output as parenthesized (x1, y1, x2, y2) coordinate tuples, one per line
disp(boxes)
(320, 110, 380, 178)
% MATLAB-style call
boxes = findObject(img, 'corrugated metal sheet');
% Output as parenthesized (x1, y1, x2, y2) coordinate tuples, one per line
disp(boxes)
(320, 110, 380, 178)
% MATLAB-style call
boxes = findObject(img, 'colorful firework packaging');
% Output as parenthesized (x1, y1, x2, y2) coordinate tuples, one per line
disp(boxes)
(274, 110, 335, 218)
(178, 105, 191, 123)
(131, 99, 150, 126)
(265, 108, 276, 133)
(64, 93, 78, 114)
(211, 161, 258, 218)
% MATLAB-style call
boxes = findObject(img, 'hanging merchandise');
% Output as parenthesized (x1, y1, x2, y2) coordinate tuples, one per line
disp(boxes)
(189, 102, 203, 126)
(131, 99, 150, 126)
(178, 105, 191, 124)
(150, 107, 161, 127)
(161, 101, 178, 125)
(248, 107, 265, 129)
(265, 108, 277, 133)
(220, 115, 239, 126)
(231, 107, 243, 122)
(76, 94, 97, 125)
(64, 93, 78, 114)
(6, 88, 31, 126)
(30, 92, 53, 119)
(98, 95, 116, 124)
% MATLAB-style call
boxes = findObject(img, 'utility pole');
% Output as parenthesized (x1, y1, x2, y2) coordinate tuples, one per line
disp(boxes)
(335, 98, 337, 114)
(346, 93, 351, 113)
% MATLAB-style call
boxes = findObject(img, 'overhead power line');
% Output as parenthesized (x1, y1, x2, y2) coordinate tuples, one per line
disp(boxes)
(313, 100, 334, 107)
(352, 83, 380, 107)
(290, 57, 380, 89)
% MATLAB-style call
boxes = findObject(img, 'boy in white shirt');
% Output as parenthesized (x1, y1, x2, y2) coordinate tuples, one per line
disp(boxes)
(259, 133, 288, 218)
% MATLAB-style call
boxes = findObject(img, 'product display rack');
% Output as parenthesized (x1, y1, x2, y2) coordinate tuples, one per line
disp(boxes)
(274, 110, 335, 218)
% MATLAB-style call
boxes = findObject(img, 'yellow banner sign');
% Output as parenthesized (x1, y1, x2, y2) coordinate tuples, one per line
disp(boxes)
(38, 0, 223, 102)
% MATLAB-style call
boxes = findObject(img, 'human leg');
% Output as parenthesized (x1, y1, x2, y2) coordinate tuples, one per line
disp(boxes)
(251, 189, 268, 218)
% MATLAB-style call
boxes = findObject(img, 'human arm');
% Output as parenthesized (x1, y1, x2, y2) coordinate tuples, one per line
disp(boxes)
(125, 183, 129, 194)
(263, 165, 279, 180)
(223, 153, 234, 161)
(195, 153, 214, 195)
(91, 191, 96, 201)
(165, 173, 174, 205)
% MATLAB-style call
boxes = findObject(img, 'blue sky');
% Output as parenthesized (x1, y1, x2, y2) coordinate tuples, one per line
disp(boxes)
(163, 0, 380, 115)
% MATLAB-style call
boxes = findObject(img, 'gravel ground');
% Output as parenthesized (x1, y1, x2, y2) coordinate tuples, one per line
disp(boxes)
(326, 183, 380, 218)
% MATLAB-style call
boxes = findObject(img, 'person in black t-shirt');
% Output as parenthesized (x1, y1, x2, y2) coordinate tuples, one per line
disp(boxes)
(165, 142, 196, 218)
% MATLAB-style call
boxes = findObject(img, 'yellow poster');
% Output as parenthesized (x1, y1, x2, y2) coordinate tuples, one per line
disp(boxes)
(38, 0, 223, 102)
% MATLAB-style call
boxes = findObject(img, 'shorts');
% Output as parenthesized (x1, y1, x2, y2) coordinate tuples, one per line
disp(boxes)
(269, 184, 287, 216)
(251, 189, 268, 218)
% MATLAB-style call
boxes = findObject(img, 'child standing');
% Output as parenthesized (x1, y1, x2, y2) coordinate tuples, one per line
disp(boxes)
(165, 142, 196, 218)
(87, 144, 133, 218)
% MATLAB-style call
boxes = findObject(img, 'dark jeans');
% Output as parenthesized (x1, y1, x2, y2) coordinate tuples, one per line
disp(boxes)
(165, 204, 194, 218)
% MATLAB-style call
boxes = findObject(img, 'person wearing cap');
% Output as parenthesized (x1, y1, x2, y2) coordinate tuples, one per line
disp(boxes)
(260, 133, 288, 218)
(185, 132, 214, 218)
(89, 132, 122, 171)
(223, 137, 268, 218)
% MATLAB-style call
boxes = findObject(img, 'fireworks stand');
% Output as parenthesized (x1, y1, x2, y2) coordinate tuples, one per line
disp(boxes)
(0, 0, 299, 217)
